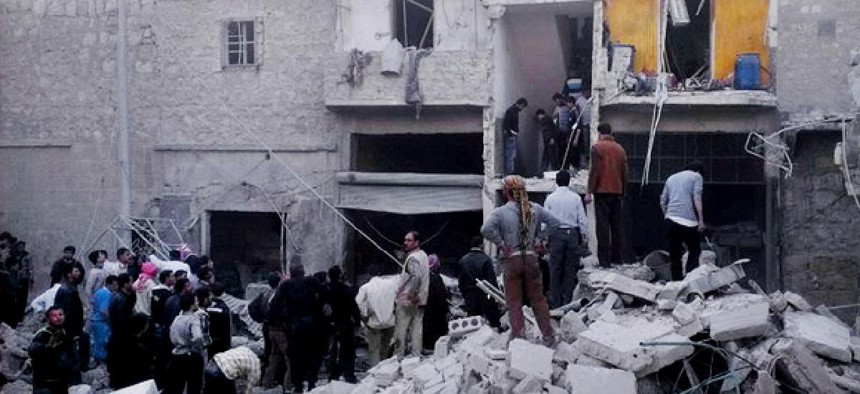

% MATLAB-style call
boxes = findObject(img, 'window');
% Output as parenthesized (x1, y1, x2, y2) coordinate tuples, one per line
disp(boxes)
(394, 0, 434, 49)
(222, 20, 261, 68)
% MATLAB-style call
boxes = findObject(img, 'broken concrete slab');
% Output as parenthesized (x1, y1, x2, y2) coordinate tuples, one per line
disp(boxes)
(681, 262, 746, 298)
(112, 379, 159, 394)
(748, 371, 778, 394)
(485, 349, 507, 361)
(815, 304, 850, 328)
(68, 385, 92, 394)
(589, 271, 662, 302)
(784, 311, 852, 362)
(544, 383, 567, 394)
(672, 302, 697, 325)
(560, 310, 588, 341)
(828, 372, 860, 393)
(772, 341, 841, 393)
(768, 291, 788, 313)
(512, 376, 542, 394)
(434, 335, 450, 359)
(458, 325, 496, 351)
(709, 298, 770, 341)
(586, 291, 620, 321)
(576, 320, 674, 373)
(508, 338, 554, 382)
(676, 318, 704, 338)
(637, 333, 695, 377)
(564, 364, 636, 394)
(784, 291, 813, 312)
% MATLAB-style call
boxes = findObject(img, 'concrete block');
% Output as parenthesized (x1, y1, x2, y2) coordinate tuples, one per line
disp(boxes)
(326, 381, 356, 394)
(560, 310, 588, 341)
(433, 354, 457, 372)
(682, 263, 745, 297)
(68, 385, 93, 394)
(553, 341, 577, 364)
(676, 318, 704, 338)
(657, 281, 686, 301)
(589, 271, 661, 302)
(372, 359, 400, 385)
(488, 378, 517, 394)
(399, 356, 421, 379)
(449, 316, 484, 337)
(412, 363, 441, 389)
(768, 291, 788, 313)
(597, 310, 619, 323)
(112, 380, 159, 394)
(485, 349, 507, 360)
(434, 335, 450, 359)
(459, 325, 496, 351)
(467, 353, 493, 376)
(564, 364, 636, 394)
(829, 372, 860, 393)
(784, 311, 851, 362)
(814, 304, 849, 328)
(774, 341, 841, 393)
(748, 371, 777, 394)
(544, 384, 567, 394)
(672, 302, 697, 325)
(512, 376, 543, 394)
(508, 338, 554, 381)
(636, 333, 695, 377)
(441, 363, 464, 383)
(576, 320, 674, 373)
(656, 299, 678, 311)
(587, 291, 620, 321)
(709, 299, 770, 341)
(784, 291, 813, 312)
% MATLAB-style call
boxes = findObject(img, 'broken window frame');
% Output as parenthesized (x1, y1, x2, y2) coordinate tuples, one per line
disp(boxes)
(394, 0, 435, 49)
(221, 18, 263, 69)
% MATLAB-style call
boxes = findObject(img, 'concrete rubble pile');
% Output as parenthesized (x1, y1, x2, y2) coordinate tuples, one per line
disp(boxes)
(311, 255, 860, 394)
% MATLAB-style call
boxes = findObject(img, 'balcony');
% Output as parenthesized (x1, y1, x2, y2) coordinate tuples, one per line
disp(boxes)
(324, 51, 491, 111)
(602, 90, 777, 108)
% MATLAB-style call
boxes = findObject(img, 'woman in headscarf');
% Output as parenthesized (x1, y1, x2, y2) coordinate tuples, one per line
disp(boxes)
(421, 254, 449, 353)
(133, 262, 159, 316)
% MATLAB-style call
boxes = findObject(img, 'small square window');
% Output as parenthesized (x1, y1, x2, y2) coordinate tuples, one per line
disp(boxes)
(222, 19, 261, 68)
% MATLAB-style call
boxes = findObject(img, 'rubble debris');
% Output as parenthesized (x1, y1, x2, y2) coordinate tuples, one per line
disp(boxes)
(0, 379, 32, 394)
(681, 260, 747, 298)
(784, 291, 814, 312)
(508, 339, 553, 382)
(772, 340, 841, 393)
(588, 271, 661, 302)
(709, 297, 771, 341)
(564, 364, 636, 394)
(784, 311, 852, 362)
(112, 379, 159, 394)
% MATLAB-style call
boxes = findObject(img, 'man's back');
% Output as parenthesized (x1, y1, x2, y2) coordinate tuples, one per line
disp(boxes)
(54, 283, 83, 335)
(329, 282, 360, 327)
(588, 136, 627, 195)
(458, 250, 496, 293)
(206, 298, 231, 343)
(661, 170, 703, 224)
(544, 186, 587, 231)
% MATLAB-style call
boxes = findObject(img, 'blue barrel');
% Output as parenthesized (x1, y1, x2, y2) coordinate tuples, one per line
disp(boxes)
(734, 53, 761, 90)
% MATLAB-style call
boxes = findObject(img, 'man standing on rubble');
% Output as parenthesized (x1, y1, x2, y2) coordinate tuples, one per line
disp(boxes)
(53, 264, 88, 381)
(481, 175, 562, 344)
(325, 265, 360, 383)
(586, 123, 630, 267)
(30, 306, 75, 394)
(544, 169, 588, 308)
(660, 161, 706, 280)
(502, 98, 528, 175)
(394, 230, 430, 357)
(355, 267, 397, 367)
(458, 236, 502, 329)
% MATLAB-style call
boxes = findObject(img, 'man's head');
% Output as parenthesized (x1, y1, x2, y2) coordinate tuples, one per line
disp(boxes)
(46, 306, 65, 327)
(470, 236, 484, 249)
(117, 248, 132, 264)
(174, 278, 192, 295)
(64, 264, 82, 284)
(515, 98, 528, 110)
(179, 293, 196, 312)
(687, 161, 705, 174)
(88, 250, 107, 265)
(105, 275, 119, 292)
(289, 264, 305, 279)
(403, 231, 422, 253)
(117, 273, 132, 293)
(267, 271, 282, 289)
(313, 271, 328, 285)
(597, 123, 612, 135)
(535, 108, 547, 121)
(556, 170, 571, 187)
(159, 270, 174, 287)
(63, 245, 76, 259)
(195, 287, 211, 308)
(13, 241, 26, 253)
(174, 270, 188, 281)
(210, 282, 225, 298)
(328, 265, 343, 283)
(169, 249, 181, 261)
(197, 266, 214, 283)
(552, 92, 566, 104)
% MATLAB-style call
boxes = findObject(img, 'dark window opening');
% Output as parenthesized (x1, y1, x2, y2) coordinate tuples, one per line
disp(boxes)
(666, 0, 710, 83)
(567, 16, 594, 91)
(225, 20, 258, 66)
(209, 211, 283, 297)
(394, 0, 434, 48)
(353, 133, 483, 174)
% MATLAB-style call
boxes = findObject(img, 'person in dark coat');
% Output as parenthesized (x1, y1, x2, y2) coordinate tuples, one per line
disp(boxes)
(50, 245, 85, 286)
(29, 306, 76, 394)
(268, 265, 325, 393)
(422, 254, 449, 352)
(108, 274, 140, 389)
(53, 264, 89, 380)
(205, 282, 232, 357)
(457, 237, 502, 328)
(325, 266, 360, 383)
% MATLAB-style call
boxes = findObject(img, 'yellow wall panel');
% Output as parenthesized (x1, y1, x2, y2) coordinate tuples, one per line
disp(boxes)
(605, 0, 660, 73)
(712, 0, 770, 85)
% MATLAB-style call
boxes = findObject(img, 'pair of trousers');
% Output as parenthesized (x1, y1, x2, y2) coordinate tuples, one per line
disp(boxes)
(262, 326, 291, 389)
(667, 220, 701, 280)
(594, 193, 629, 267)
(542, 137, 559, 172)
(505, 135, 517, 175)
(503, 252, 554, 339)
(287, 318, 318, 392)
(203, 359, 236, 394)
(364, 326, 395, 367)
(463, 289, 501, 328)
(548, 228, 582, 308)
(327, 325, 356, 381)
(90, 321, 110, 362)
(165, 353, 204, 394)
(393, 305, 424, 357)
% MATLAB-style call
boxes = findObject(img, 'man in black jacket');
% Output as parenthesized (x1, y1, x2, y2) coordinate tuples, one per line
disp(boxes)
(206, 282, 232, 357)
(50, 245, 85, 286)
(53, 264, 89, 379)
(325, 266, 360, 383)
(108, 274, 139, 389)
(458, 236, 502, 328)
(30, 306, 75, 394)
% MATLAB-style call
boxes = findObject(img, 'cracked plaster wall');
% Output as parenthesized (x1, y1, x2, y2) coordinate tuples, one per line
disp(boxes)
(0, 0, 345, 293)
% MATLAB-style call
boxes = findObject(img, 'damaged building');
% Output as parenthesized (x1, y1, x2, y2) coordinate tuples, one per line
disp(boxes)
(0, 0, 859, 320)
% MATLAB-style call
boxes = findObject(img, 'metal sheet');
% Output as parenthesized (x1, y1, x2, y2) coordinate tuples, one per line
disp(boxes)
(337, 184, 482, 214)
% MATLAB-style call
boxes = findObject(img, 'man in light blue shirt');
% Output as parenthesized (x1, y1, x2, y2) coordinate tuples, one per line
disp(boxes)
(544, 170, 588, 308)
(660, 161, 705, 281)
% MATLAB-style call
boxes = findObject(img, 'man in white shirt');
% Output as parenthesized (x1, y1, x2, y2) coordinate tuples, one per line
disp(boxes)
(103, 248, 132, 276)
(660, 161, 705, 280)
(544, 170, 588, 308)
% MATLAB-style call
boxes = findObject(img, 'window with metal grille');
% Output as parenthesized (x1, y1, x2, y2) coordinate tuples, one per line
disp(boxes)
(223, 20, 260, 68)
(394, 0, 434, 49)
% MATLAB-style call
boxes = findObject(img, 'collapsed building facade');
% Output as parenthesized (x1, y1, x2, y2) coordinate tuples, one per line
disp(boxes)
(0, 0, 858, 315)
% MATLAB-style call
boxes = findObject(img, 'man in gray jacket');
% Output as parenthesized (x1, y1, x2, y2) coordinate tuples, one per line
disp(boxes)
(481, 175, 562, 344)
(660, 161, 706, 280)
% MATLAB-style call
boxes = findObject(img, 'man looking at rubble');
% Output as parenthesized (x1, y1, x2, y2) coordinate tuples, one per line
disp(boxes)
(586, 123, 630, 267)
(481, 175, 562, 344)
(544, 169, 587, 308)
(502, 98, 528, 175)
(204, 345, 260, 394)
(30, 306, 75, 394)
(660, 161, 706, 280)
(458, 236, 502, 329)
(394, 230, 430, 356)
(355, 268, 398, 367)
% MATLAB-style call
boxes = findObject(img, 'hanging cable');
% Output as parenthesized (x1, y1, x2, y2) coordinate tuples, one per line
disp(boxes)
(841, 118, 860, 212)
